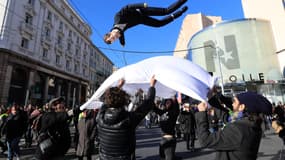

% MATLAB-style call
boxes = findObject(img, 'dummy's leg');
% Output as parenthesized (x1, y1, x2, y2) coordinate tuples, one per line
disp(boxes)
(142, 6, 188, 27)
(141, 0, 187, 16)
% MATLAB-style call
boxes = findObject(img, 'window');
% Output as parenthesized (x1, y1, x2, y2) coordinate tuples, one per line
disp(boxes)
(42, 48, 48, 58)
(56, 55, 60, 64)
(75, 48, 80, 56)
(76, 36, 80, 44)
(57, 36, 62, 45)
(68, 30, 72, 37)
(74, 63, 78, 72)
(47, 11, 52, 20)
(83, 68, 86, 75)
(67, 43, 71, 51)
(59, 21, 63, 30)
(21, 38, 29, 49)
(83, 53, 86, 60)
(66, 60, 70, 69)
(28, 0, 34, 5)
(25, 13, 33, 25)
(45, 27, 50, 37)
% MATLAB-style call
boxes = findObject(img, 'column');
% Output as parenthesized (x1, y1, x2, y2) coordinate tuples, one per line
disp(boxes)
(1, 65, 13, 105)
(43, 76, 49, 103)
(25, 71, 35, 106)
(77, 83, 82, 105)
(56, 84, 61, 97)
(67, 82, 71, 107)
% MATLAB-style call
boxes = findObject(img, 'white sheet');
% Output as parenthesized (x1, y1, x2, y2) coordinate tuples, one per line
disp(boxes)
(80, 56, 217, 110)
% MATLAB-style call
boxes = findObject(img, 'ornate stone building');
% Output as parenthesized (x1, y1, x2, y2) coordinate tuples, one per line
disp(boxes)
(0, 0, 113, 107)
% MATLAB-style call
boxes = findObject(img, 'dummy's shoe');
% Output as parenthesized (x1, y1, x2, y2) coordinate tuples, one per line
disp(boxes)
(181, 6, 188, 13)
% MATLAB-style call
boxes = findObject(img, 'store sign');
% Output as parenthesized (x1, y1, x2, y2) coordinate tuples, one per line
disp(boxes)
(228, 73, 264, 82)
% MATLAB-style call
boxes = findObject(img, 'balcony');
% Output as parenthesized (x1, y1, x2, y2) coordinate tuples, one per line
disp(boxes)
(41, 36, 52, 46)
(67, 37, 74, 44)
(55, 44, 64, 54)
(57, 29, 65, 37)
(65, 50, 73, 59)
(24, 4, 36, 16)
(20, 22, 35, 36)
(43, 20, 53, 29)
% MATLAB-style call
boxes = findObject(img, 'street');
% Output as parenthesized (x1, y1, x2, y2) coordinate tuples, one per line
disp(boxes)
(0, 125, 283, 160)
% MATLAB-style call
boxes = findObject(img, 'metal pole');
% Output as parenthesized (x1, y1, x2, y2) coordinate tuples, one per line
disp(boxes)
(72, 88, 76, 109)
(24, 89, 29, 107)
(215, 44, 225, 95)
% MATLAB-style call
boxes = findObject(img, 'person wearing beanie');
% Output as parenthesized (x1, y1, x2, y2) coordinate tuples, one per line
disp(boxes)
(104, 0, 188, 46)
(195, 91, 272, 160)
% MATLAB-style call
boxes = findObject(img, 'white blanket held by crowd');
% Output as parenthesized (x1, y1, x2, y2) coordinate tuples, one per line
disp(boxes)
(80, 56, 217, 110)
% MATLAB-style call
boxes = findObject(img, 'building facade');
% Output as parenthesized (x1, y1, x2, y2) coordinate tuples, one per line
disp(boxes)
(241, 0, 285, 77)
(89, 45, 113, 98)
(174, 13, 222, 58)
(0, 0, 113, 107)
(189, 19, 284, 102)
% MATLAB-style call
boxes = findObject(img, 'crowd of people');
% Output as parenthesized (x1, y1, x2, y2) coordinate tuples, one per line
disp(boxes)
(0, 77, 284, 160)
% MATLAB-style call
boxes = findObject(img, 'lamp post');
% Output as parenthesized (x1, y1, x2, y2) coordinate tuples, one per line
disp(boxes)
(215, 43, 225, 95)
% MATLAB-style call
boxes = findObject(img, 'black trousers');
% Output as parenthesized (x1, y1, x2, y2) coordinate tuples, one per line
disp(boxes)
(139, 0, 187, 27)
(184, 132, 195, 149)
(159, 137, 176, 160)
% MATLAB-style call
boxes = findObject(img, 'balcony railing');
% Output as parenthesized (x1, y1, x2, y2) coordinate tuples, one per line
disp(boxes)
(20, 21, 35, 35)
(55, 43, 64, 53)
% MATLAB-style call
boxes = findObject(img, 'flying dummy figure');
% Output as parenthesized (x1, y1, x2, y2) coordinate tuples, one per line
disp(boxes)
(104, 0, 188, 46)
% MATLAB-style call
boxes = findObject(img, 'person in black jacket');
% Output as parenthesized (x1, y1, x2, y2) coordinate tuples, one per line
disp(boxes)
(34, 97, 71, 160)
(104, 0, 188, 46)
(196, 91, 272, 160)
(2, 105, 27, 160)
(96, 76, 156, 160)
(178, 103, 196, 151)
(153, 97, 180, 160)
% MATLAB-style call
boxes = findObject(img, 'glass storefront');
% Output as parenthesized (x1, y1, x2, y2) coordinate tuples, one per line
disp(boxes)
(188, 18, 284, 103)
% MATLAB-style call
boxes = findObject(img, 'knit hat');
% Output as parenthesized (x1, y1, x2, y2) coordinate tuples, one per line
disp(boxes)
(49, 97, 65, 107)
(236, 92, 272, 115)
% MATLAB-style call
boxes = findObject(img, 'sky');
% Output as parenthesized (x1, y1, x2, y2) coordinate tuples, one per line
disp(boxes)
(69, 0, 244, 68)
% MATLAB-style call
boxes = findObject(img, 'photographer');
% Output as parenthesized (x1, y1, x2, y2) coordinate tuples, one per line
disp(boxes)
(196, 91, 272, 160)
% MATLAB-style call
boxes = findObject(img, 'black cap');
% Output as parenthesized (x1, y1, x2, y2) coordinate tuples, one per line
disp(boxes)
(236, 92, 272, 115)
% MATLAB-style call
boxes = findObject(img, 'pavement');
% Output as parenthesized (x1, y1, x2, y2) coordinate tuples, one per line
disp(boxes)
(0, 125, 283, 160)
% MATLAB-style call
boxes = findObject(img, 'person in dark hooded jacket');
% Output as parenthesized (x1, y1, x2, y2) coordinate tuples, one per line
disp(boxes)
(96, 76, 156, 160)
(153, 97, 180, 160)
(196, 91, 272, 160)
(34, 97, 71, 160)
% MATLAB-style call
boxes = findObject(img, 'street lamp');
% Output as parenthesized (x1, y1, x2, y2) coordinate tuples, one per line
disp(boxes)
(214, 42, 225, 95)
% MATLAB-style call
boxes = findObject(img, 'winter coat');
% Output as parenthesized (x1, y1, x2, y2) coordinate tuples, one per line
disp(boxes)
(153, 99, 180, 136)
(76, 114, 97, 156)
(195, 111, 262, 160)
(35, 111, 71, 159)
(113, 3, 148, 46)
(178, 110, 196, 134)
(97, 86, 155, 160)
(3, 111, 27, 141)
